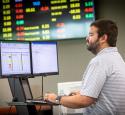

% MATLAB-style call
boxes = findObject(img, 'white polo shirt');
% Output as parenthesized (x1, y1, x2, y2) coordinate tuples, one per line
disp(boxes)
(80, 47, 125, 115)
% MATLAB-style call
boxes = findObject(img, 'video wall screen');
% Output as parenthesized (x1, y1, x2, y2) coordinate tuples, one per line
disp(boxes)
(0, 0, 95, 41)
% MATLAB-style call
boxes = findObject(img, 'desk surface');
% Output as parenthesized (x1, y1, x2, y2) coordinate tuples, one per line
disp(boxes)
(0, 105, 52, 114)
(7, 101, 53, 109)
(7, 101, 53, 110)
(8, 102, 32, 106)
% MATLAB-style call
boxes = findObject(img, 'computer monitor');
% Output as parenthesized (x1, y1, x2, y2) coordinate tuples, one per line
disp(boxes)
(0, 41, 32, 78)
(31, 41, 59, 76)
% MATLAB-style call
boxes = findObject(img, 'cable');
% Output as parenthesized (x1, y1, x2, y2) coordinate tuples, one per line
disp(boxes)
(41, 76, 44, 99)
(34, 76, 44, 99)
(12, 78, 17, 102)
(32, 76, 44, 113)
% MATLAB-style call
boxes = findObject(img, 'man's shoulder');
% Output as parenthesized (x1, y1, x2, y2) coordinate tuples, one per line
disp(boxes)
(89, 54, 108, 66)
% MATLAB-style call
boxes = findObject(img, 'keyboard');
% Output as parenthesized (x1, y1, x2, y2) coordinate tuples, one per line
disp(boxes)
(26, 99, 47, 104)
(26, 99, 60, 105)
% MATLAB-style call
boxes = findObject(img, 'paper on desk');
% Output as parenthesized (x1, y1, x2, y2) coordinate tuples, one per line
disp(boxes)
(57, 81, 83, 114)
(58, 81, 82, 95)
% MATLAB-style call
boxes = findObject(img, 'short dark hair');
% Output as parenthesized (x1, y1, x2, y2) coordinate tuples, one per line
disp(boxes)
(90, 19, 118, 47)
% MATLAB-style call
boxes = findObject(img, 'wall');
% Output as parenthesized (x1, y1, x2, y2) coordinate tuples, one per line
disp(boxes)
(0, 0, 125, 108)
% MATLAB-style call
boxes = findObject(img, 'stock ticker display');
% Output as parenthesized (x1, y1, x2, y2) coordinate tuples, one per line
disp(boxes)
(0, 0, 95, 41)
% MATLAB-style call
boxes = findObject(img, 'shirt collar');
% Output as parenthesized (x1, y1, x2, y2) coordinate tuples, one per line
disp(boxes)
(97, 47, 118, 56)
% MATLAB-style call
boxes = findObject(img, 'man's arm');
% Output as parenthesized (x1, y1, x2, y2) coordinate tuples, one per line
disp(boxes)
(44, 92, 96, 109)
(60, 93, 96, 108)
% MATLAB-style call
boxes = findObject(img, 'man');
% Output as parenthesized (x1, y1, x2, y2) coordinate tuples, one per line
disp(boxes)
(44, 19, 125, 115)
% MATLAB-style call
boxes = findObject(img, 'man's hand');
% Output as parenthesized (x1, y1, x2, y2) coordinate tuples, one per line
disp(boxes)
(44, 93, 57, 102)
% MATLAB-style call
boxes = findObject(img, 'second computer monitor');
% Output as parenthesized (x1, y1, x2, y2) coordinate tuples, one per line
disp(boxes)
(31, 41, 59, 76)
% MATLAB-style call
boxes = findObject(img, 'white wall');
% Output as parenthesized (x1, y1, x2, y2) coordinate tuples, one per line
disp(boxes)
(0, 0, 125, 107)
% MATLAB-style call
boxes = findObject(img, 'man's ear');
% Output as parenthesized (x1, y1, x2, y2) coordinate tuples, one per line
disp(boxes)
(100, 34, 108, 43)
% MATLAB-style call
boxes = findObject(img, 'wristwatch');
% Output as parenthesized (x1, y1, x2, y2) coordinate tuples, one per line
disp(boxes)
(55, 96, 62, 104)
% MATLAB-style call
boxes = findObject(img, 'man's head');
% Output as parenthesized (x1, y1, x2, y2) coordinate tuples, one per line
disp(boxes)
(86, 19, 118, 55)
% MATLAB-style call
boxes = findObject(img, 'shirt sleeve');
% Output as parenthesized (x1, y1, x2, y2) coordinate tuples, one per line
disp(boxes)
(80, 58, 107, 98)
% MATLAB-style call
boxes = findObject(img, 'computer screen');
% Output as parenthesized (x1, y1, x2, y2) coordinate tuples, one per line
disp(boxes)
(0, 0, 95, 41)
(31, 41, 59, 76)
(0, 41, 32, 78)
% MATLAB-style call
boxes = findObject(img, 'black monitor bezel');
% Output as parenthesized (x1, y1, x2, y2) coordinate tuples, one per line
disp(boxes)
(30, 41, 59, 76)
(0, 40, 33, 78)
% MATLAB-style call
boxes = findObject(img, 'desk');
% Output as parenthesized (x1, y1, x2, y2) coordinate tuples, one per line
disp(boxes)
(0, 105, 52, 115)
(4, 102, 53, 115)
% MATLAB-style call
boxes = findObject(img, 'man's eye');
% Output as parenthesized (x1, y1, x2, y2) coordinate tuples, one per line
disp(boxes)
(89, 34, 93, 37)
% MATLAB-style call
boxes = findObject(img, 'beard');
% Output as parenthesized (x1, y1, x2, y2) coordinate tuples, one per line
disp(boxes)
(86, 38, 100, 55)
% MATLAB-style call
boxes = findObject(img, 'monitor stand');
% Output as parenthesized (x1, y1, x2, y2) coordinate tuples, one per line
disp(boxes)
(8, 77, 37, 115)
